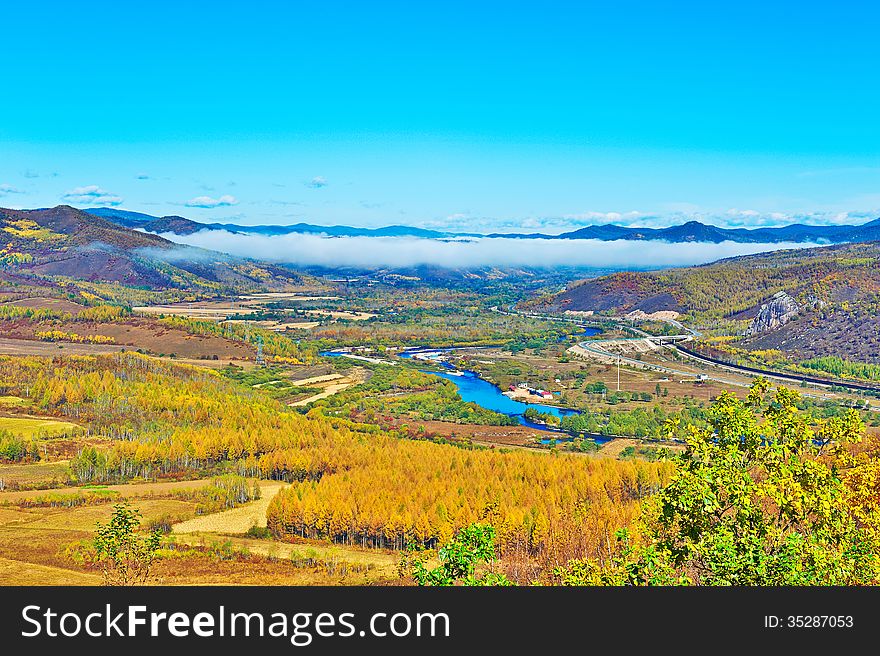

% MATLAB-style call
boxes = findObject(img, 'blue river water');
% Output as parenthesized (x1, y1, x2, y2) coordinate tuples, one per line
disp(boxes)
(432, 369, 593, 437)
(321, 326, 605, 436)
(430, 370, 576, 422)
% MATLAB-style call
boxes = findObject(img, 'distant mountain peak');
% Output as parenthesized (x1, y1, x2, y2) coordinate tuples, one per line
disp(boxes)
(83, 207, 880, 247)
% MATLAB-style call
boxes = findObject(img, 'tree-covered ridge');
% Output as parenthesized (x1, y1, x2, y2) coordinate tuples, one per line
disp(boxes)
(555, 380, 880, 585)
(0, 205, 305, 297)
(534, 240, 880, 322)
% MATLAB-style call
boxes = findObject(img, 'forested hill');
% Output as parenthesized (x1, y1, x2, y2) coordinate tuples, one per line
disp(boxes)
(529, 240, 880, 362)
(0, 205, 303, 293)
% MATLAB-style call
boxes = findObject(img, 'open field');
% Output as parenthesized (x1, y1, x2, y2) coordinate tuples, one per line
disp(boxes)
(304, 309, 377, 321)
(131, 294, 377, 339)
(0, 506, 40, 524)
(0, 556, 101, 585)
(134, 294, 343, 320)
(289, 373, 344, 386)
(0, 477, 215, 503)
(1, 296, 87, 314)
(224, 319, 321, 330)
(0, 525, 97, 584)
(241, 293, 340, 301)
(171, 533, 400, 578)
(0, 461, 70, 488)
(0, 395, 31, 408)
(288, 368, 368, 406)
(173, 481, 287, 534)
(0, 320, 255, 359)
(134, 304, 258, 319)
(0, 415, 81, 438)
(0, 336, 126, 356)
(0, 474, 399, 585)
(151, 356, 258, 369)
(21, 499, 195, 531)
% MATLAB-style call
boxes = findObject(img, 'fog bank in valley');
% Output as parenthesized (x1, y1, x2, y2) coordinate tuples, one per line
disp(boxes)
(157, 229, 818, 270)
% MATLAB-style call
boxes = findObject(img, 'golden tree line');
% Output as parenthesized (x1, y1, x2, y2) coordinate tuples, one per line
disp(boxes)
(0, 352, 669, 566)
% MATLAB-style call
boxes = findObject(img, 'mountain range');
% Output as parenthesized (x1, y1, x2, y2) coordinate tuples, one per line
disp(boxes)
(6, 204, 880, 364)
(0, 205, 302, 293)
(86, 207, 880, 245)
(0, 205, 611, 294)
(86, 208, 456, 239)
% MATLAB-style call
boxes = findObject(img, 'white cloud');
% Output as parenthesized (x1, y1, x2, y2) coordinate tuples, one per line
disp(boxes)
(432, 211, 653, 235)
(306, 176, 328, 189)
(184, 194, 238, 208)
(561, 211, 642, 223)
(158, 230, 818, 270)
(61, 185, 123, 206)
(0, 184, 24, 197)
(726, 208, 761, 217)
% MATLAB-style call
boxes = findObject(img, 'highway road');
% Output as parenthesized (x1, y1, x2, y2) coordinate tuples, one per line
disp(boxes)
(570, 338, 751, 389)
(496, 305, 880, 401)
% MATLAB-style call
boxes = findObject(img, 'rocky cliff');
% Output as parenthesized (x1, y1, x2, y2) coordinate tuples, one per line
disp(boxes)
(745, 291, 800, 336)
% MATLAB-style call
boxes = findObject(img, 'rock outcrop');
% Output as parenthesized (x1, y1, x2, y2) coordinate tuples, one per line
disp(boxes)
(745, 291, 800, 336)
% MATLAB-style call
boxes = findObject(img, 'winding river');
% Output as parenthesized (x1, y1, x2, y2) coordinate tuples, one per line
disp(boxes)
(322, 328, 604, 435)
(397, 331, 601, 433)
(428, 369, 577, 432)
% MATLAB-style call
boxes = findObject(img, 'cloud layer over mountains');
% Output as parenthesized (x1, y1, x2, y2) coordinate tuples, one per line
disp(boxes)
(158, 229, 816, 270)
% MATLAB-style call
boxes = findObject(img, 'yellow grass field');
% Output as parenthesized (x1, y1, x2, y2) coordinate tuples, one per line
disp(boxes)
(0, 475, 401, 585)
(0, 336, 127, 357)
(288, 369, 367, 407)
(0, 460, 70, 487)
(304, 309, 377, 321)
(21, 499, 196, 531)
(0, 507, 39, 524)
(0, 556, 101, 585)
(225, 319, 321, 331)
(0, 477, 215, 504)
(0, 395, 31, 408)
(173, 481, 287, 534)
(172, 533, 401, 577)
(0, 415, 81, 438)
(289, 373, 344, 386)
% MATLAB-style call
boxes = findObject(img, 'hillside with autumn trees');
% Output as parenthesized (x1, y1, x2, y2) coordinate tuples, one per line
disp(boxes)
(0, 352, 668, 578)
(531, 240, 880, 364)
(0, 205, 305, 297)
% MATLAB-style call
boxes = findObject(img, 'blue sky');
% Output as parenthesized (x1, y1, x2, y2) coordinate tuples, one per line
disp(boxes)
(1, 1, 878, 232)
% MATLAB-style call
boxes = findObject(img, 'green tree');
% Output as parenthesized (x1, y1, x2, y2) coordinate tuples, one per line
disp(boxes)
(92, 502, 162, 585)
(410, 523, 512, 586)
(557, 379, 879, 586)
